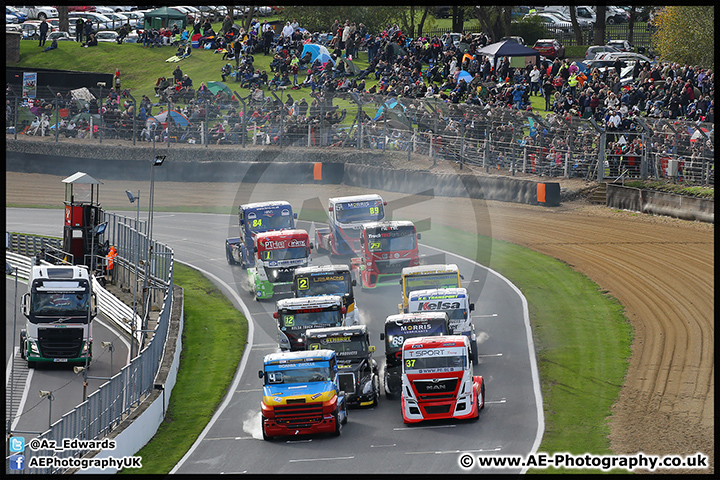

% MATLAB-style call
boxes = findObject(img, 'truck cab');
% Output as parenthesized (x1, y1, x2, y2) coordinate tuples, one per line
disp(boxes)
(379, 312, 450, 397)
(305, 325, 379, 407)
(351, 221, 421, 290)
(226, 201, 297, 268)
(274, 295, 347, 351)
(20, 261, 97, 367)
(247, 229, 312, 300)
(315, 194, 386, 256)
(407, 287, 478, 365)
(401, 335, 484, 424)
(398, 263, 462, 313)
(258, 349, 348, 440)
(292, 264, 359, 325)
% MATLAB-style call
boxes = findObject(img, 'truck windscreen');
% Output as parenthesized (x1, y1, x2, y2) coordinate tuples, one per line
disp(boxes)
(406, 273, 459, 291)
(31, 292, 90, 321)
(367, 228, 416, 252)
(296, 275, 351, 297)
(335, 201, 384, 223)
(404, 354, 466, 372)
(260, 246, 308, 261)
(266, 366, 332, 384)
(385, 321, 447, 351)
(281, 310, 342, 328)
(307, 336, 367, 357)
(245, 209, 294, 233)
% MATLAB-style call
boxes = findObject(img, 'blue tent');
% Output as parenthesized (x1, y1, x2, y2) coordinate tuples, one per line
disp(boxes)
(301, 43, 335, 66)
(474, 40, 541, 70)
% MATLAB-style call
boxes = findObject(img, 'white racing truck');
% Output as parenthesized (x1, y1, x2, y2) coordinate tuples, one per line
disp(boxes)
(274, 295, 348, 351)
(407, 287, 478, 365)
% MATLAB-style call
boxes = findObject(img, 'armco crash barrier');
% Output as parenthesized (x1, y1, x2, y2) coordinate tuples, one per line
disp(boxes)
(607, 184, 714, 223)
(343, 164, 560, 206)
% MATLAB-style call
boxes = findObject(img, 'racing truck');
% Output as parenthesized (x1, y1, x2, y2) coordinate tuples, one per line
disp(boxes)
(379, 312, 450, 398)
(314, 194, 386, 256)
(398, 264, 462, 313)
(258, 349, 348, 440)
(247, 229, 312, 300)
(274, 295, 347, 351)
(20, 259, 98, 368)
(305, 325, 380, 407)
(401, 335, 485, 424)
(351, 221, 421, 290)
(292, 264, 359, 326)
(407, 287, 479, 365)
(226, 201, 297, 268)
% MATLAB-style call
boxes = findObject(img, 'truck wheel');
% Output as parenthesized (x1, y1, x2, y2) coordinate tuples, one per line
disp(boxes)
(28, 361, 36, 369)
(480, 381, 486, 410)
(261, 417, 273, 441)
(19, 332, 26, 360)
(332, 410, 342, 436)
(472, 341, 479, 366)
(341, 400, 348, 425)
(226, 246, 236, 265)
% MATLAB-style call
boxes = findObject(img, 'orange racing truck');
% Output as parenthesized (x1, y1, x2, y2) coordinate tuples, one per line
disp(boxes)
(351, 220, 421, 290)
(401, 335, 485, 423)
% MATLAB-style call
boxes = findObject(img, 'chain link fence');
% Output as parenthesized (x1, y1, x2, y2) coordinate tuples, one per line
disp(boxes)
(5, 211, 173, 474)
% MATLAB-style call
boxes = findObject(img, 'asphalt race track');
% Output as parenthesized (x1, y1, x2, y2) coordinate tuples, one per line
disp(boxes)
(7, 198, 541, 474)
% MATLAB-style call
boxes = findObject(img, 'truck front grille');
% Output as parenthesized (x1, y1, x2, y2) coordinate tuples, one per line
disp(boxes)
(412, 378, 458, 395)
(375, 258, 412, 275)
(273, 403, 324, 426)
(424, 404, 452, 414)
(37, 328, 84, 358)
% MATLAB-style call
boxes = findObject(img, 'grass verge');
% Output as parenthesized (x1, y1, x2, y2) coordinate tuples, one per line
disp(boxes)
(112, 210, 630, 474)
(121, 262, 247, 474)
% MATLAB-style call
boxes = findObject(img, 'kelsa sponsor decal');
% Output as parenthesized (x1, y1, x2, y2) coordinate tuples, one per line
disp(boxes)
(419, 301, 462, 311)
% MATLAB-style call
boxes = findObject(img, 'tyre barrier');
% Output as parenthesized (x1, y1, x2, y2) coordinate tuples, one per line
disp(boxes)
(607, 184, 714, 223)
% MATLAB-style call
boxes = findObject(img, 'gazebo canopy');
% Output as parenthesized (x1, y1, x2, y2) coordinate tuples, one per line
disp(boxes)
(475, 40, 541, 69)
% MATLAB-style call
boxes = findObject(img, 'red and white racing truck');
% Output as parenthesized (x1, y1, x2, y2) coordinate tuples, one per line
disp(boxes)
(351, 221, 421, 289)
(315, 194, 386, 256)
(401, 335, 485, 423)
(247, 229, 312, 300)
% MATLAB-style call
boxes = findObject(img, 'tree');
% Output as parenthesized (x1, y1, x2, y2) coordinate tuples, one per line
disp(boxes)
(473, 6, 511, 42)
(593, 3, 607, 46)
(652, 6, 714, 69)
(58, 6, 68, 33)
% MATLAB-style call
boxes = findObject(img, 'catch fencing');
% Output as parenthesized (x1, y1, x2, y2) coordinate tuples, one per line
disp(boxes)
(6, 90, 713, 186)
(5, 211, 173, 474)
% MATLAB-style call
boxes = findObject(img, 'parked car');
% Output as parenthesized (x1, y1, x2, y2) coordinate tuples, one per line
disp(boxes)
(102, 11, 130, 29)
(95, 30, 119, 42)
(68, 12, 113, 30)
(47, 30, 74, 41)
(532, 38, 565, 59)
(441, 32, 463, 47)
(7, 6, 28, 22)
(500, 35, 526, 46)
(123, 11, 144, 28)
(103, 6, 135, 12)
(523, 12, 572, 33)
(14, 6, 58, 20)
(585, 45, 620, 60)
(62, 6, 96, 12)
(19, 20, 56, 39)
(606, 39, 633, 52)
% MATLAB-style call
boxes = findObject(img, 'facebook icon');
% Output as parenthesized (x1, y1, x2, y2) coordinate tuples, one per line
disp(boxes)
(9, 454, 25, 471)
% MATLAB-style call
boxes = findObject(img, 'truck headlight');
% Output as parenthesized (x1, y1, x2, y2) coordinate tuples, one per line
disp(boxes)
(81, 342, 90, 354)
(29, 340, 40, 355)
(361, 378, 373, 395)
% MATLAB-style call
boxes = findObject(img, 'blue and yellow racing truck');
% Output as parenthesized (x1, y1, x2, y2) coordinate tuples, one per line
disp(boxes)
(225, 201, 297, 268)
(258, 349, 349, 440)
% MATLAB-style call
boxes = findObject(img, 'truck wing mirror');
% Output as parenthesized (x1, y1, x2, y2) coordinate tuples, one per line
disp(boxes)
(293, 213, 298, 219)
(351, 279, 356, 286)
(469, 303, 475, 312)
(416, 233, 421, 239)
(309, 242, 314, 250)
(21, 292, 29, 316)
(91, 292, 98, 317)
(379, 333, 385, 340)
(459, 273, 465, 280)
(258, 370, 264, 379)
(341, 307, 347, 314)
(273, 312, 279, 319)
(399, 278, 403, 285)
